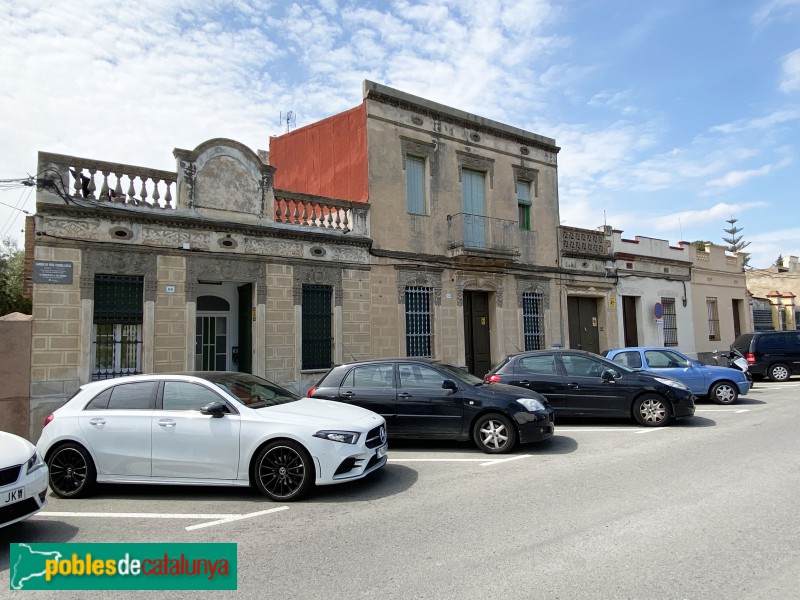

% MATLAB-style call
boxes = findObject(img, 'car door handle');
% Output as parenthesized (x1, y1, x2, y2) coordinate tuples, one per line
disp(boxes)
(567, 383, 580, 389)
(398, 392, 412, 399)
(518, 380, 531, 385)
(341, 391, 355, 398)
(89, 417, 106, 426)
(158, 419, 176, 428)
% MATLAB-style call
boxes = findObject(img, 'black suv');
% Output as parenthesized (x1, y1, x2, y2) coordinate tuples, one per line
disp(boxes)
(732, 331, 800, 381)
(485, 349, 696, 427)
(308, 358, 554, 454)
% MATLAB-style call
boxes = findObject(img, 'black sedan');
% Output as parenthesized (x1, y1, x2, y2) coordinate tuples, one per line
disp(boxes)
(485, 349, 695, 426)
(308, 358, 554, 453)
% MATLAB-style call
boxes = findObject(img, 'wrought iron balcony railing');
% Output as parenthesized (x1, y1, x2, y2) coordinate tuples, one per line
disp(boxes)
(447, 213, 519, 255)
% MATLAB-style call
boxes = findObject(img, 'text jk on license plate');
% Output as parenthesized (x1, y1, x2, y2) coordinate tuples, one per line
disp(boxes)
(3, 487, 24, 505)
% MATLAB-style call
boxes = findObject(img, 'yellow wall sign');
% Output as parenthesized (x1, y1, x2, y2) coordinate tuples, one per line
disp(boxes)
(609, 296, 616, 309)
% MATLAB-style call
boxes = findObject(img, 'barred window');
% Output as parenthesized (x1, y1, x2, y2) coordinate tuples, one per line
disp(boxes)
(522, 291, 545, 351)
(302, 285, 333, 370)
(92, 274, 143, 380)
(405, 286, 433, 357)
(661, 297, 678, 346)
(707, 297, 720, 341)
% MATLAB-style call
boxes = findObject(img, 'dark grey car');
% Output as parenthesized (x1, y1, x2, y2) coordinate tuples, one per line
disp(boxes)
(308, 358, 555, 454)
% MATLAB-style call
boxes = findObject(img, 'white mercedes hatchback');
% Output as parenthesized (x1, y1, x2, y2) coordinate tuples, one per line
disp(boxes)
(36, 372, 388, 502)
(0, 431, 48, 528)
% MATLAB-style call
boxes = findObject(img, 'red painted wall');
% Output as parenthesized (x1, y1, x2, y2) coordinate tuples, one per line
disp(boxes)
(269, 103, 368, 203)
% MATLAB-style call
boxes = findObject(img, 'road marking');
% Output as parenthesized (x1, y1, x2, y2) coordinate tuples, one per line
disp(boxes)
(37, 507, 290, 532)
(38, 512, 238, 519)
(480, 454, 531, 467)
(554, 428, 665, 433)
(389, 458, 491, 462)
(695, 408, 750, 413)
(185, 506, 289, 531)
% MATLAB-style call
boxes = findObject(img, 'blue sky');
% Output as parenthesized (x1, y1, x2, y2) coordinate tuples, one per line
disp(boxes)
(1, 0, 798, 268)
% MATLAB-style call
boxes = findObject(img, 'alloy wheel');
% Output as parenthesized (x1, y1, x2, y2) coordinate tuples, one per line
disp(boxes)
(478, 419, 509, 450)
(258, 445, 307, 500)
(637, 398, 667, 425)
(49, 447, 89, 496)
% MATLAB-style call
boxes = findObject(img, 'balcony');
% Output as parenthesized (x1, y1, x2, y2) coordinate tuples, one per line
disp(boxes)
(447, 213, 519, 266)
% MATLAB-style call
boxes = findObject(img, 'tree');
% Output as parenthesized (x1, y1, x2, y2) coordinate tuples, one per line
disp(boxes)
(0, 237, 31, 316)
(775, 254, 784, 268)
(722, 216, 751, 267)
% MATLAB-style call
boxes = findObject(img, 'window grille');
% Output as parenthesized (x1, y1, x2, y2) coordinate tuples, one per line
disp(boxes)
(753, 309, 774, 331)
(522, 292, 545, 350)
(405, 287, 433, 357)
(661, 297, 678, 346)
(92, 275, 143, 380)
(406, 155, 426, 215)
(302, 285, 333, 370)
(707, 297, 720, 341)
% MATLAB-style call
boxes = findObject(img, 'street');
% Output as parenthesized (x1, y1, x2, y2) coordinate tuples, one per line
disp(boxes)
(3, 382, 800, 599)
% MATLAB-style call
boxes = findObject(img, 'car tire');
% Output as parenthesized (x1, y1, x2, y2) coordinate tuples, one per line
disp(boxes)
(768, 363, 790, 382)
(709, 381, 738, 405)
(47, 443, 96, 499)
(472, 413, 517, 454)
(632, 394, 671, 427)
(253, 440, 315, 501)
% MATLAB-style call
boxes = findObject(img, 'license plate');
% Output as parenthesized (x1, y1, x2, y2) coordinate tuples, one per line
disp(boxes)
(376, 445, 387, 459)
(2, 486, 24, 505)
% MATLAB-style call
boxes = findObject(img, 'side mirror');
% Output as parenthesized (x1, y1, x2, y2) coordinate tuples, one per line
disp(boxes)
(201, 401, 227, 418)
(601, 369, 617, 382)
(442, 379, 458, 391)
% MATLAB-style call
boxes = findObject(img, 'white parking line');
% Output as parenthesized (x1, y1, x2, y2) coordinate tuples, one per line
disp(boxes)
(36, 507, 290, 532)
(479, 454, 531, 467)
(185, 506, 289, 531)
(388, 458, 490, 462)
(695, 409, 751, 413)
(38, 512, 238, 519)
(554, 428, 666, 433)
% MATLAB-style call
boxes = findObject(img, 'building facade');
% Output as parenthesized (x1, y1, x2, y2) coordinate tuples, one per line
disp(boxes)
(746, 256, 800, 331)
(25, 80, 566, 439)
(690, 242, 752, 357)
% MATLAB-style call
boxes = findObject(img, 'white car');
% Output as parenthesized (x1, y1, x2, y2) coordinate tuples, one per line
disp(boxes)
(37, 372, 388, 502)
(0, 431, 48, 528)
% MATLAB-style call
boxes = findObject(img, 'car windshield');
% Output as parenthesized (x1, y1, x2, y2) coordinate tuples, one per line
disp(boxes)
(433, 362, 486, 385)
(196, 372, 300, 408)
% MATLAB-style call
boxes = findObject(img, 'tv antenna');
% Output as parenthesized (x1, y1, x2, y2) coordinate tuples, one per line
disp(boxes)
(280, 111, 296, 133)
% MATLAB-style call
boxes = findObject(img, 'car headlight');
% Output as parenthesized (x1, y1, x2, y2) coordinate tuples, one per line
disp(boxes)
(26, 451, 45, 475)
(313, 430, 360, 444)
(654, 377, 690, 391)
(516, 398, 546, 412)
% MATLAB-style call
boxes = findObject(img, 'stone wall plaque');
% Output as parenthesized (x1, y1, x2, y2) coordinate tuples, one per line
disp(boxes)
(33, 261, 74, 284)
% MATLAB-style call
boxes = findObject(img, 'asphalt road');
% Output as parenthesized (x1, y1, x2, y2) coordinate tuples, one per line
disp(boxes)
(2, 380, 799, 599)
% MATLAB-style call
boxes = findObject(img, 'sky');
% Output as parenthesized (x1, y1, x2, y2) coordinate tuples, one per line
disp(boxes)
(1, 0, 798, 269)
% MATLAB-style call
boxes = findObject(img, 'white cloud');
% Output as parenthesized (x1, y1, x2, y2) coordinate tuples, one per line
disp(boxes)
(779, 48, 800, 92)
(751, 0, 800, 27)
(709, 109, 800, 134)
(705, 164, 776, 191)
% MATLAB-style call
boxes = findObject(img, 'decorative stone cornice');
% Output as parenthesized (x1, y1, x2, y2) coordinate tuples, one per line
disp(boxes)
(516, 277, 550, 309)
(396, 268, 443, 305)
(293, 265, 343, 306)
(455, 151, 495, 189)
(186, 257, 267, 304)
(80, 250, 157, 301)
(456, 274, 504, 307)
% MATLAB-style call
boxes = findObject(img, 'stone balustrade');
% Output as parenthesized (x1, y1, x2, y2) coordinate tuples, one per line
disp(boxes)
(274, 190, 368, 234)
(38, 152, 177, 210)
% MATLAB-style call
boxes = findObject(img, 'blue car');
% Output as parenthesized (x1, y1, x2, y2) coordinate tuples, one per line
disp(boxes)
(603, 347, 750, 405)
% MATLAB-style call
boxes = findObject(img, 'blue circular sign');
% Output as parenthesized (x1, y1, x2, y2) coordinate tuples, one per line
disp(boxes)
(654, 302, 664, 319)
